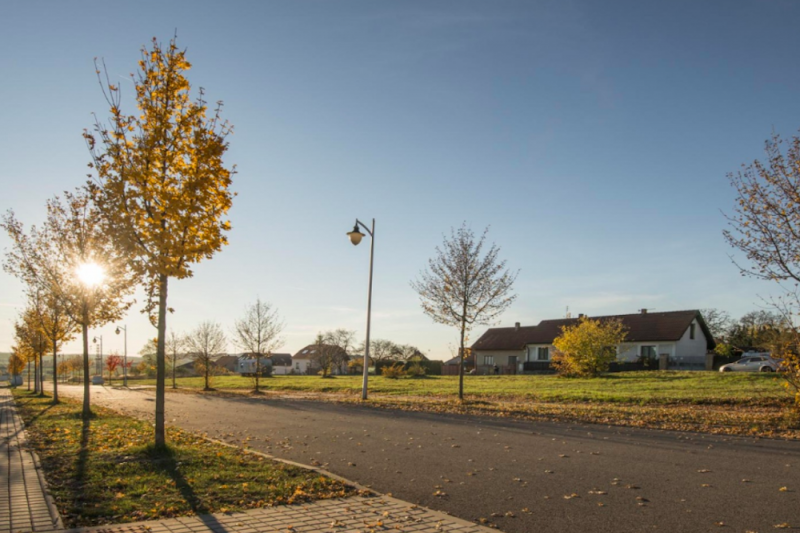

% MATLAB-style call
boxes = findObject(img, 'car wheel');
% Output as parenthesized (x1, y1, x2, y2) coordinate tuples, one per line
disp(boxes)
(721, 367, 732, 372)
(760, 366, 774, 372)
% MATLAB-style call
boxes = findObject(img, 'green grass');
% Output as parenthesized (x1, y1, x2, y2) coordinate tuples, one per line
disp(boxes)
(11, 390, 355, 528)
(140, 371, 790, 406)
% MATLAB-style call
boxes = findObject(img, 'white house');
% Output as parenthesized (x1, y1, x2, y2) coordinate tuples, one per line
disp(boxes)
(471, 309, 716, 373)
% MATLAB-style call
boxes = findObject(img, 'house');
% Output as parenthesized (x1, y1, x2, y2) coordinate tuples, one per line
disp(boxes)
(442, 350, 476, 376)
(214, 355, 240, 373)
(268, 353, 293, 375)
(292, 344, 349, 375)
(471, 309, 716, 374)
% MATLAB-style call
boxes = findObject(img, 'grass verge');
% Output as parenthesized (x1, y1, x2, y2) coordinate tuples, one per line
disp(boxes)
(12, 390, 356, 528)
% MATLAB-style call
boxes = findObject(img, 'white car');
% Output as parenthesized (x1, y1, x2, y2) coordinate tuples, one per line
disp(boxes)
(719, 355, 780, 373)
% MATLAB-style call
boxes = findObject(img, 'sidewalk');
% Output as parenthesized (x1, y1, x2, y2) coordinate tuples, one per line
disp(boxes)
(0, 387, 62, 533)
(3, 387, 492, 533)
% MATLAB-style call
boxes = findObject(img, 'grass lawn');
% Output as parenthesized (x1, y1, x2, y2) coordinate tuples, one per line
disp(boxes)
(141, 371, 790, 406)
(12, 390, 355, 528)
(136, 372, 799, 439)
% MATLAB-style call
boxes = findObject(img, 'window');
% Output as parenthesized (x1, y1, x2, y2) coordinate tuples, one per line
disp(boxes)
(295, 362, 300, 369)
(537, 347, 549, 361)
(690, 323, 696, 340)
(641, 346, 657, 358)
(484, 355, 495, 366)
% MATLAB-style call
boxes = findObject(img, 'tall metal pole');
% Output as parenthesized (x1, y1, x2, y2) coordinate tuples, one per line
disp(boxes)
(362, 219, 375, 400)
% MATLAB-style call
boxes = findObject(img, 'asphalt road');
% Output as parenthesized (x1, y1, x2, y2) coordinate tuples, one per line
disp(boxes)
(51, 384, 799, 533)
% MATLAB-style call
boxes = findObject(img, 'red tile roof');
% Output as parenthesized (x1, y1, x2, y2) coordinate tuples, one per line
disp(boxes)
(472, 310, 715, 351)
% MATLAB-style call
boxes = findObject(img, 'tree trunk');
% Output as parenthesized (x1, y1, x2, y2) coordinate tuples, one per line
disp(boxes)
(52, 342, 59, 403)
(82, 310, 91, 419)
(27, 361, 30, 391)
(255, 355, 260, 392)
(204, 358, 210, 390)
(33, 355, 39, 395)
(458, 314, 466, 401)
(39, 353, 45, 396)
(172, 353, 176, 389)
(155, 274, 169, 448)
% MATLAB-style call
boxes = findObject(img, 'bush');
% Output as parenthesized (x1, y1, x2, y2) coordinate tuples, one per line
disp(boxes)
(381, 363, 406, 379)
(552, 317, 628, 377)
(406, 362, 427, 377)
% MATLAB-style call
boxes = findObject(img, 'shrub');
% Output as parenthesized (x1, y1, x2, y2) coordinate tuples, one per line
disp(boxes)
(406, 362, 427, 377)
(381, 363, 406, 379)
(551, 317, 628, 377)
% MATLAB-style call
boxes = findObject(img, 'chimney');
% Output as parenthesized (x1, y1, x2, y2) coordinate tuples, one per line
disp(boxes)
(578, 313, 585, 319)
(641, 308, 648, 315)
(515, 322, 520, 331)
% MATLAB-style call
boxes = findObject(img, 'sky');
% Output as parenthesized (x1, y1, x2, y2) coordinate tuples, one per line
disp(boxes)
(1, 1, 800, 361)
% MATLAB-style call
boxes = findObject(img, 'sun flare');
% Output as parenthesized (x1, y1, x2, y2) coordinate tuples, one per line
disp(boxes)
(76, 262, 106, 287)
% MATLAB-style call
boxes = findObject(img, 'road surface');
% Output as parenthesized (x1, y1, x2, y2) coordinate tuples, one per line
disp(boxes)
(50, 384, 799, 533)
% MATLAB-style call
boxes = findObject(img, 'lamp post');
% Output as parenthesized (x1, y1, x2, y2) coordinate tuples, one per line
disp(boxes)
(93, 335, 103, 377)
(115, 325, 128, 387)
(346, 218, 375, 401)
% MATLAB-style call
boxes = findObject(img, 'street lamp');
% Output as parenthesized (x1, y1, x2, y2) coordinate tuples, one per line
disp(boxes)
(346, 218, 375, 401)
(115, 325, 128, 387)
(93, 335, 103, 376)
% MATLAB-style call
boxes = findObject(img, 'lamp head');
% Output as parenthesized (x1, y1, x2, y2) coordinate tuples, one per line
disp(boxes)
(347, 223, 365, 246)
(115, 327, 121, 335)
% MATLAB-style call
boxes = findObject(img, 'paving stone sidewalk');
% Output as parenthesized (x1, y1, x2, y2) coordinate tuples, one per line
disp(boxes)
(0, 387, 62, 533)
(69, 496, 492, 533)
(2, 387, 491, 533)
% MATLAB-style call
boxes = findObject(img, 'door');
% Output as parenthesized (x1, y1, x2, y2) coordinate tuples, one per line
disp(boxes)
(508, 356, 518, 375)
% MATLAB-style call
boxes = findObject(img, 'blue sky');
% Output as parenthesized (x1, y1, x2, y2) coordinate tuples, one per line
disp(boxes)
(2, 1, 800, 360)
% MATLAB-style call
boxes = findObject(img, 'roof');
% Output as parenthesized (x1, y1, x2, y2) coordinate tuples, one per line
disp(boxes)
(269, 353, 292, 366)
(443, 353, 476, 366)
(472, 310, 716, 351)
(213, 355, 240, 367)
(293, 344, 348, 360)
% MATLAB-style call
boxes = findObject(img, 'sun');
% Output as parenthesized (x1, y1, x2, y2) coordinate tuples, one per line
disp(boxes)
(76, 262, 106, 288)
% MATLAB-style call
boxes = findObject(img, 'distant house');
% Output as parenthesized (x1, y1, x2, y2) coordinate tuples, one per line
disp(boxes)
(442, 350, 476, 376)
(471, 310, 716, 374)
(268, 353, 293, 375)
(214, 355, 240, 373)
(292, 344, 349, 375)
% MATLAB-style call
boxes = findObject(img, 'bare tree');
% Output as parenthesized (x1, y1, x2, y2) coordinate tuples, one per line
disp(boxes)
(700, 308, 732, 342)
(310, 332, 348, 378)
(397, 344, 427, 362)
(366, 339, 401, 364)
(412, 223, 517, 400)
(165, 330, 185, 389)
(232, 299, 285, 392)
(185, 321, 227, 390)
(326, 329, 357, 374)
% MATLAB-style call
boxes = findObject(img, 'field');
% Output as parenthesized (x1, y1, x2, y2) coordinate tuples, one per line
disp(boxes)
(140, 371, 789, 406)
(133, 371, 799, 438)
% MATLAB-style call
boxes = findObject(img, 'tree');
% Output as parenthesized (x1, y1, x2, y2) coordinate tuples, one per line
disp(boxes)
(8, 350, 26, 384)
(232, 299, 284, 392)
(396, 344, 427, 362)
(2, 191, 134, 415)
(367, 339, 401, 364)
(700, 308, 732, 342)
(185, 321, 227, 390)
(138, 338, 158, 378)
(105, 354, 123, 381)
(412, 224, 517, 400)
(165, 330, 185, 389)
(85, 36, 235, 446)
(551, 317, 628, 377)
(310, 332, 348, 378)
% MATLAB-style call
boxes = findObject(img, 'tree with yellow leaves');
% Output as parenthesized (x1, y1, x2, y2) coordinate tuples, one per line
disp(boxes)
(724, 130, 800, 406)
(2, 190, 135, 415)
(551, 317, 628, 377)
(85, 36, 235, 446)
